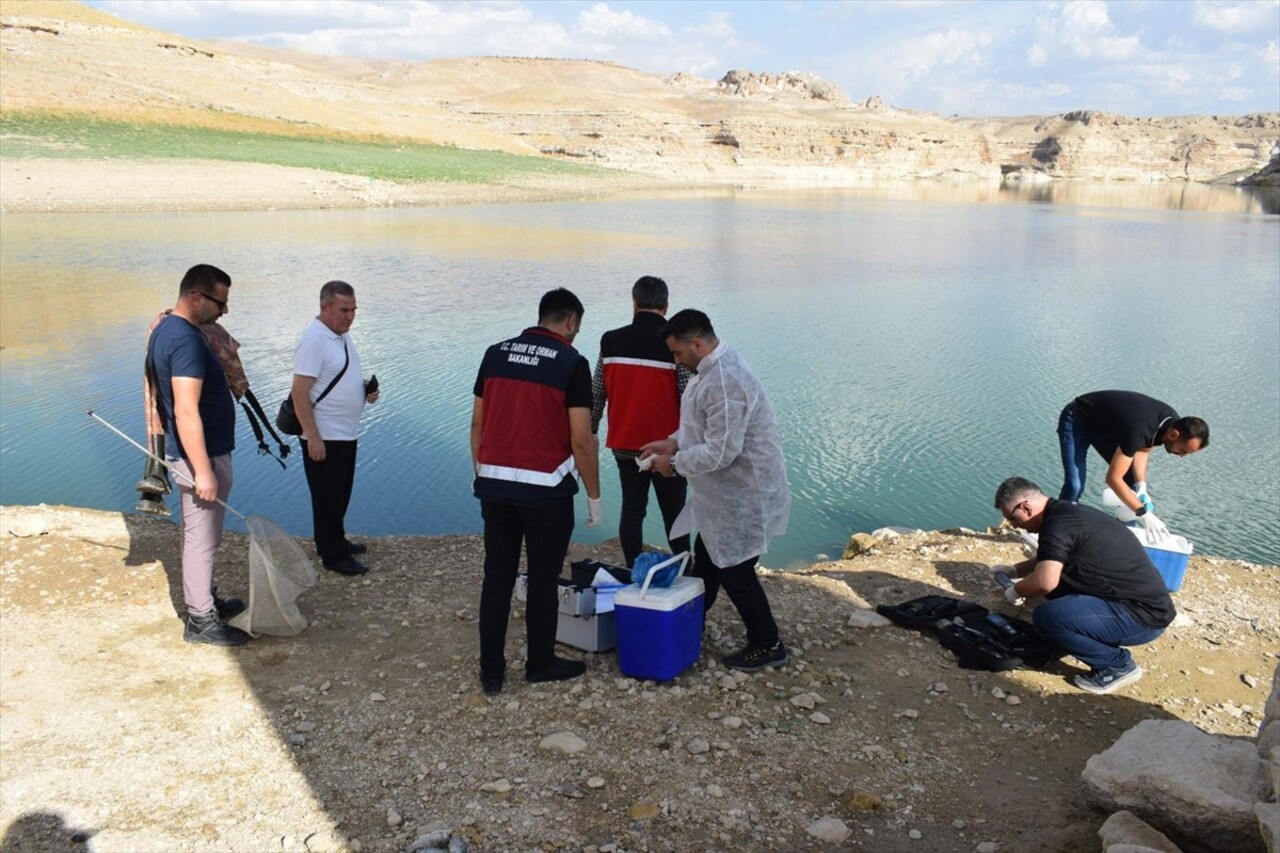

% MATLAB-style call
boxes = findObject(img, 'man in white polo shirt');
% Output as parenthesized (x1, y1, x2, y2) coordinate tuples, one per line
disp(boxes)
(290, 280, 380, 576)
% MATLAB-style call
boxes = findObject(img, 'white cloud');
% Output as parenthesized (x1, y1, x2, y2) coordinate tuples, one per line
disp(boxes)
(1027, 43, 1048, 67)
(825, 27, 993, 109)
(1265, 40, 1280, 63)
(897, 28, 993, 80)
(1192, 0, 1280, 34)
(1218, 86, 1254, 101)
(576, 3, 670, 39)
(1053, 0, 1144, 61)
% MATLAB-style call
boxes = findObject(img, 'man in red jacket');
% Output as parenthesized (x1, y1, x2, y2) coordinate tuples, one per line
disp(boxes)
(591, 276, 690, 568)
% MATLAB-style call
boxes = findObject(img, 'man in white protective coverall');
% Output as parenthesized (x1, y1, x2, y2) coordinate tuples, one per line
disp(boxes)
(640, 309, 791, 672)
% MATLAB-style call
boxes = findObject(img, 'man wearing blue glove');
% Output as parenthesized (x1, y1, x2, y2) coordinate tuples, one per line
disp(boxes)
(471, 288, 601, 695)
(1057, 390, 1209, 542)
(992, 476, 1175, 695)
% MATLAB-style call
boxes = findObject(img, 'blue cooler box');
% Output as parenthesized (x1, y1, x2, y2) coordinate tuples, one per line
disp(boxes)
(1128, 528, 1193, 592)
(615, 576, 704, 681)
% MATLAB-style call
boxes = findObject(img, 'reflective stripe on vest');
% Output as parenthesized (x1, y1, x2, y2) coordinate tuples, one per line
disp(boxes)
(477, 454, 577, 488)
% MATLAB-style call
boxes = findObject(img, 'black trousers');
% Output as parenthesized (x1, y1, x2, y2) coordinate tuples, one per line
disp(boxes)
(301, 438, 358, 564)
(479, 497, 575, 679)
(615, 454, 690, 568)
(693, 534, 781, 648)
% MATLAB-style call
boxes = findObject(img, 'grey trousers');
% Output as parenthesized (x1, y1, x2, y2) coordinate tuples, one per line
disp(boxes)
(173, 454, 233, 615)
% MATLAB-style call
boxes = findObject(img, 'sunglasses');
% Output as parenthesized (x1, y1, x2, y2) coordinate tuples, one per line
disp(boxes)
(197, 291, 227, 309)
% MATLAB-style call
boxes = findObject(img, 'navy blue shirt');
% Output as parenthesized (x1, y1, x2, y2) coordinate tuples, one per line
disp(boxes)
(147, 314, 236, 460)
(1037, 499, 1176, 628)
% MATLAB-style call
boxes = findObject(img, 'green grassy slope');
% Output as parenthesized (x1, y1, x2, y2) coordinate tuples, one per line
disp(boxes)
(0, 111, 597, 184)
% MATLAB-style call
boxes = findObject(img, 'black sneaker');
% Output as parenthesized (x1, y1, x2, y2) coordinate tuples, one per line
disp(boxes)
(184, 609, 250, 646)
(212, 588, 246, 620)
(323, 556, 369, 576)
(481, 674, 504, 696)
(344, 540, 368, 555)
(526, 656, 586, 684)
(723, 640, 788, 672)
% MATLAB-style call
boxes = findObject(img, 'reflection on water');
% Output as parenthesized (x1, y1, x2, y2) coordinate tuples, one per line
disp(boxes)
(612, 180, 1280, 215)
(2, 183, 1277, 567)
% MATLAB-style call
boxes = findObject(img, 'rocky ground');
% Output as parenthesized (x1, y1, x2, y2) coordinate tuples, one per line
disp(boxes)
(1, 505, 1276, 853)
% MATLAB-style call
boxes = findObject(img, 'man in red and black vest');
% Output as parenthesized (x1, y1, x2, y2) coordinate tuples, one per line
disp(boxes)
(471, 288, 602, 695)
(591, 275, 690, 568)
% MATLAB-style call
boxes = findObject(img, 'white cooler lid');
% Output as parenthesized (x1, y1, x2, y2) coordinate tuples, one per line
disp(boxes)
(615, 576, 705, 612)
(1126, 526, 1193, 555)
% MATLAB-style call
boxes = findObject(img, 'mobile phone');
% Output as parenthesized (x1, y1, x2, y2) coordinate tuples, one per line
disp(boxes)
(365, 374, 379, 394)
(985, 612, 1019, 638)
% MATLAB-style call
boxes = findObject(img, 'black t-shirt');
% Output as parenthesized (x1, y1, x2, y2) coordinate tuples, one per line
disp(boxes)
(1037, 499, 1176, 628)
(1072, 390, 1177, 457)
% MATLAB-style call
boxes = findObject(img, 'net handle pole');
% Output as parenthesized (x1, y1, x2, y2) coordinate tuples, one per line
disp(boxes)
(86, 409, 248, 521)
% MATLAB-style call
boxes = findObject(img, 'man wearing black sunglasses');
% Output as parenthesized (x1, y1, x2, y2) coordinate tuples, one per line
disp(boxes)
(147, 264, 250, 647)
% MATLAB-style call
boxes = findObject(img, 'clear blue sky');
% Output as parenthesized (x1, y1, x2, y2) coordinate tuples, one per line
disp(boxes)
(86, 0, 1280, 117)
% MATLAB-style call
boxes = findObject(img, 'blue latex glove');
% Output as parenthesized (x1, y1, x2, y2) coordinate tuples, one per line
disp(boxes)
(632, 551, 680, 590)
(1135, 481, 1155, 514)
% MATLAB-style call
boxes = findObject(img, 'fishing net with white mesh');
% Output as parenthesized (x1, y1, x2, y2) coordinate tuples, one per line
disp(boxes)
(227, 515, 317, 637)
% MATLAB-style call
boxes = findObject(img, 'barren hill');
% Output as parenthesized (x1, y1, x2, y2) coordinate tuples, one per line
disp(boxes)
(2, 0, 1277, 191)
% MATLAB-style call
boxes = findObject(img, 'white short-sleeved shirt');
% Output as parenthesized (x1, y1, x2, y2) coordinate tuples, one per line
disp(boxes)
(292, 318, 365, 441)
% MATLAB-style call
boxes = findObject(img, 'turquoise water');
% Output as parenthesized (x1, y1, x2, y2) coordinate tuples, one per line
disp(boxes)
(1, 184, 1277, 566)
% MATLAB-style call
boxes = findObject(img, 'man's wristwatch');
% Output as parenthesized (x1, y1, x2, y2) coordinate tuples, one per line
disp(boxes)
(668, 454, 678, 477)
(1134, 505, 1148, 517)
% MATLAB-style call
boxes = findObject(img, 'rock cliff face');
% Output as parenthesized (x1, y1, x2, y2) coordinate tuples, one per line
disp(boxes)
(1, 1, 1277, 187)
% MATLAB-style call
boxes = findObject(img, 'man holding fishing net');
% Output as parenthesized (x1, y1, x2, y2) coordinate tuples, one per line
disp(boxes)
(146, 264, 251, 647)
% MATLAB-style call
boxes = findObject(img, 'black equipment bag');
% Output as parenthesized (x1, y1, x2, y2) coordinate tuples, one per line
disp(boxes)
(569, 559, 632, 587)
(877, 595, 1062, 672)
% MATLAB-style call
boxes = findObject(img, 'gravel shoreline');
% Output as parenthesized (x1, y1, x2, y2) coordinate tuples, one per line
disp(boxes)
(2, 505, 1276, 852)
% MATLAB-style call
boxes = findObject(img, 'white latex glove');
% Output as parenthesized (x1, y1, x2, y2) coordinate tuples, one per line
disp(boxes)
(585, 497, 603, 528)
(635, 454, 654, 472)
(989, 564, 1016, 577)
(1138, 511, 1170, 543)
(1015, 530, 1039, 560)
(1004, 584, 1025, 607)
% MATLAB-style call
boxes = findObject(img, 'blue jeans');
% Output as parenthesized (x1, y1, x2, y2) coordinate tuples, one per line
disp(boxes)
(1032, 594, 1165, 670)
(1057, 402, 1134, 502)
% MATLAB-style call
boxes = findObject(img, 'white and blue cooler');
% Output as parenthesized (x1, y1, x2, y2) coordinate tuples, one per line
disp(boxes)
(1127, 528, 1194, 592)
(615, 553, 704, 681)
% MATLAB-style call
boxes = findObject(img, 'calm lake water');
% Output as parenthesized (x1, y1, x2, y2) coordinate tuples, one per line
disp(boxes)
(2, 182, 1277, 567)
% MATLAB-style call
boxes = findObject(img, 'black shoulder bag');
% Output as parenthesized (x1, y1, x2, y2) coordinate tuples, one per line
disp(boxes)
(276, 340, 349, 436)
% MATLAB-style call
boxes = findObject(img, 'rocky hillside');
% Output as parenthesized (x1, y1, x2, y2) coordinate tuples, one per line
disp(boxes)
(2, 0, 1277, 187)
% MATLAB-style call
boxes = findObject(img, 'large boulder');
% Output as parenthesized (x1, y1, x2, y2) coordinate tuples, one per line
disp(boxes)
(842, 532, 878, 559)
(1098, 810, 1182, 852)
(1258, 802, 1279, 853)
(1260, 663, 1280, 760)
(1082, 720, 1270, 853)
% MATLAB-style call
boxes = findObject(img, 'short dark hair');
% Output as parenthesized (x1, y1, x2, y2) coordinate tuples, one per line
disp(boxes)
(632, 276, 669, 310)
(661, 308, 716, 343)
(178, 264, 231, 297)
(320, 280, 355, 305)
(994, 476, 1044, 510)
(1175, 416, 1209, 447)
(538, 287, 585, 325)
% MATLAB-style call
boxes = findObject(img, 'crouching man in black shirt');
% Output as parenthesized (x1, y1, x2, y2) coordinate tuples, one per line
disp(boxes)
(992, 476, 1176, 695)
